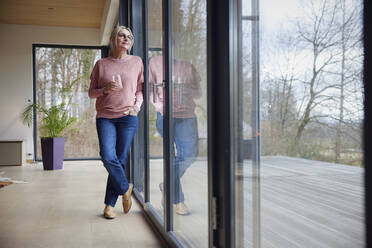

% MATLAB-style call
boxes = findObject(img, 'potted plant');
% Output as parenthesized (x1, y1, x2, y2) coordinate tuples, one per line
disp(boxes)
(21, 80, 78, 170)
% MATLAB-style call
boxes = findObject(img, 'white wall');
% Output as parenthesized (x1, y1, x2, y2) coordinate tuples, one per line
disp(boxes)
(0, 24, 101, 161)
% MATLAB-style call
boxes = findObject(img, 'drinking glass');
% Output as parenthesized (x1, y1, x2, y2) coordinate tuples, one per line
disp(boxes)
(112, 74, 123, 88)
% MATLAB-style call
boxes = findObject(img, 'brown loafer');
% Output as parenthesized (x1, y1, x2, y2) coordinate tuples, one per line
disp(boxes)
(122, 183, 133, 213)
(175, 202, 190, 215)
(103, 205, 115, 219)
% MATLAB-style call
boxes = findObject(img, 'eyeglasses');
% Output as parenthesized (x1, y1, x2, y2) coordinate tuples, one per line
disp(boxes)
(118, 33, 133, 40)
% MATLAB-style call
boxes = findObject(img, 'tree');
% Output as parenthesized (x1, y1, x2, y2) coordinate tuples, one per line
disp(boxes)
(260, 0, 363, 165)
(290, 0, 343, 152)
(333, 0, 363, 162)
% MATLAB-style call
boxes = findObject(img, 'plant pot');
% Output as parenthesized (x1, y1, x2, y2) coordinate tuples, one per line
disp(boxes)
(41, 137, 65, 170)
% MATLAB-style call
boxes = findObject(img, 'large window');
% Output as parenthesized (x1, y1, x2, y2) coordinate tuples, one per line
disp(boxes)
(144, 0, 209, 245)
(235, 0, 260, 247)
(129, 0, 365, 247)
(170, 1, 208, 246)
(235, 0, 364, 247)
(147, 0, 165, 219)
(34, 45, 103, 159)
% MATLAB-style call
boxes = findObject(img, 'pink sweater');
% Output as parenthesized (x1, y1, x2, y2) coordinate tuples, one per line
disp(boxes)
(88, 56, 144, 119)
(149, 56, 201, 118)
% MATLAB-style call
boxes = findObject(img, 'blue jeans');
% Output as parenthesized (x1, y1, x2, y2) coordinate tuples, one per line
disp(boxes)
(96, 115, 138, 207)
(156, 113, 198, 203)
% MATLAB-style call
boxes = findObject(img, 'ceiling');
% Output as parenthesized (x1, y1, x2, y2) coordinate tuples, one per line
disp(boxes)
(0, 0, 105, 28)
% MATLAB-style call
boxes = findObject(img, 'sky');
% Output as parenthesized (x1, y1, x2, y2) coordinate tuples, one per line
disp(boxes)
(255, 0, 364, 121)
(259, 0, 300, 32)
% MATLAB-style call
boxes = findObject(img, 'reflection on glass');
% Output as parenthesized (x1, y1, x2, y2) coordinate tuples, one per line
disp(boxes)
(149, 51, 202, 210)
(170, 0, 208, 247)
(148, 0, 164, 219)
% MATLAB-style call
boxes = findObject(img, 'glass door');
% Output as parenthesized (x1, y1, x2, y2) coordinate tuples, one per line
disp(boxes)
(170, 1, 208, 247)
(143, 0, 209, 245)
(235, 0, 261, 247)
(258, 0, 364, 247)
(148, 0, 165, 220)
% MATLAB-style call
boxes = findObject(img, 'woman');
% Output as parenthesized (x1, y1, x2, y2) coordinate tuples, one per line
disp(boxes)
(88, 26, 143, 219)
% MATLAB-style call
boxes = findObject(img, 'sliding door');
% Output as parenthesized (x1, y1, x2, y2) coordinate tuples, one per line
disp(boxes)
(170, 1, 208, 247)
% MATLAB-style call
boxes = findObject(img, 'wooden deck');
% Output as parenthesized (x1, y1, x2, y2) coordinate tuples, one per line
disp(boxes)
(149, 156, 364, 247)
(253, 156, 364, 248)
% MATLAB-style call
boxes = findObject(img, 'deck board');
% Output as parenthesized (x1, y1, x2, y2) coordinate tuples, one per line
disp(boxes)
(149, 155, 364, 247)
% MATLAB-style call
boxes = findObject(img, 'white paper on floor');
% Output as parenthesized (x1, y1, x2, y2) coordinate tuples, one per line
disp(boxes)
(0, 171, 27, 184)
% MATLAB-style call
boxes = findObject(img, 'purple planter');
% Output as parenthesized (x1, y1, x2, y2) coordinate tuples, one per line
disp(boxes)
(41, 137, 65, 170)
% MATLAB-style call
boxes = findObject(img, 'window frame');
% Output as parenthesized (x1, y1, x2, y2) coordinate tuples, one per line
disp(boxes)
(32, 44, 108, 161)
(127, 0, 261, 247)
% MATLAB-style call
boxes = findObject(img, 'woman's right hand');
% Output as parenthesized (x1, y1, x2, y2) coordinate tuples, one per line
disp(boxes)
(103, 81, 121, 95)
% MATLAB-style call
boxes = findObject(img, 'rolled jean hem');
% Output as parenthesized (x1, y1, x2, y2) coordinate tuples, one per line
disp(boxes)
(104, 201, 116, 207)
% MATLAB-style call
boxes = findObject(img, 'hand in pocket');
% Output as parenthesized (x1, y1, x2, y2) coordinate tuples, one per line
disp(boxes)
(124, 107, 137, 116)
